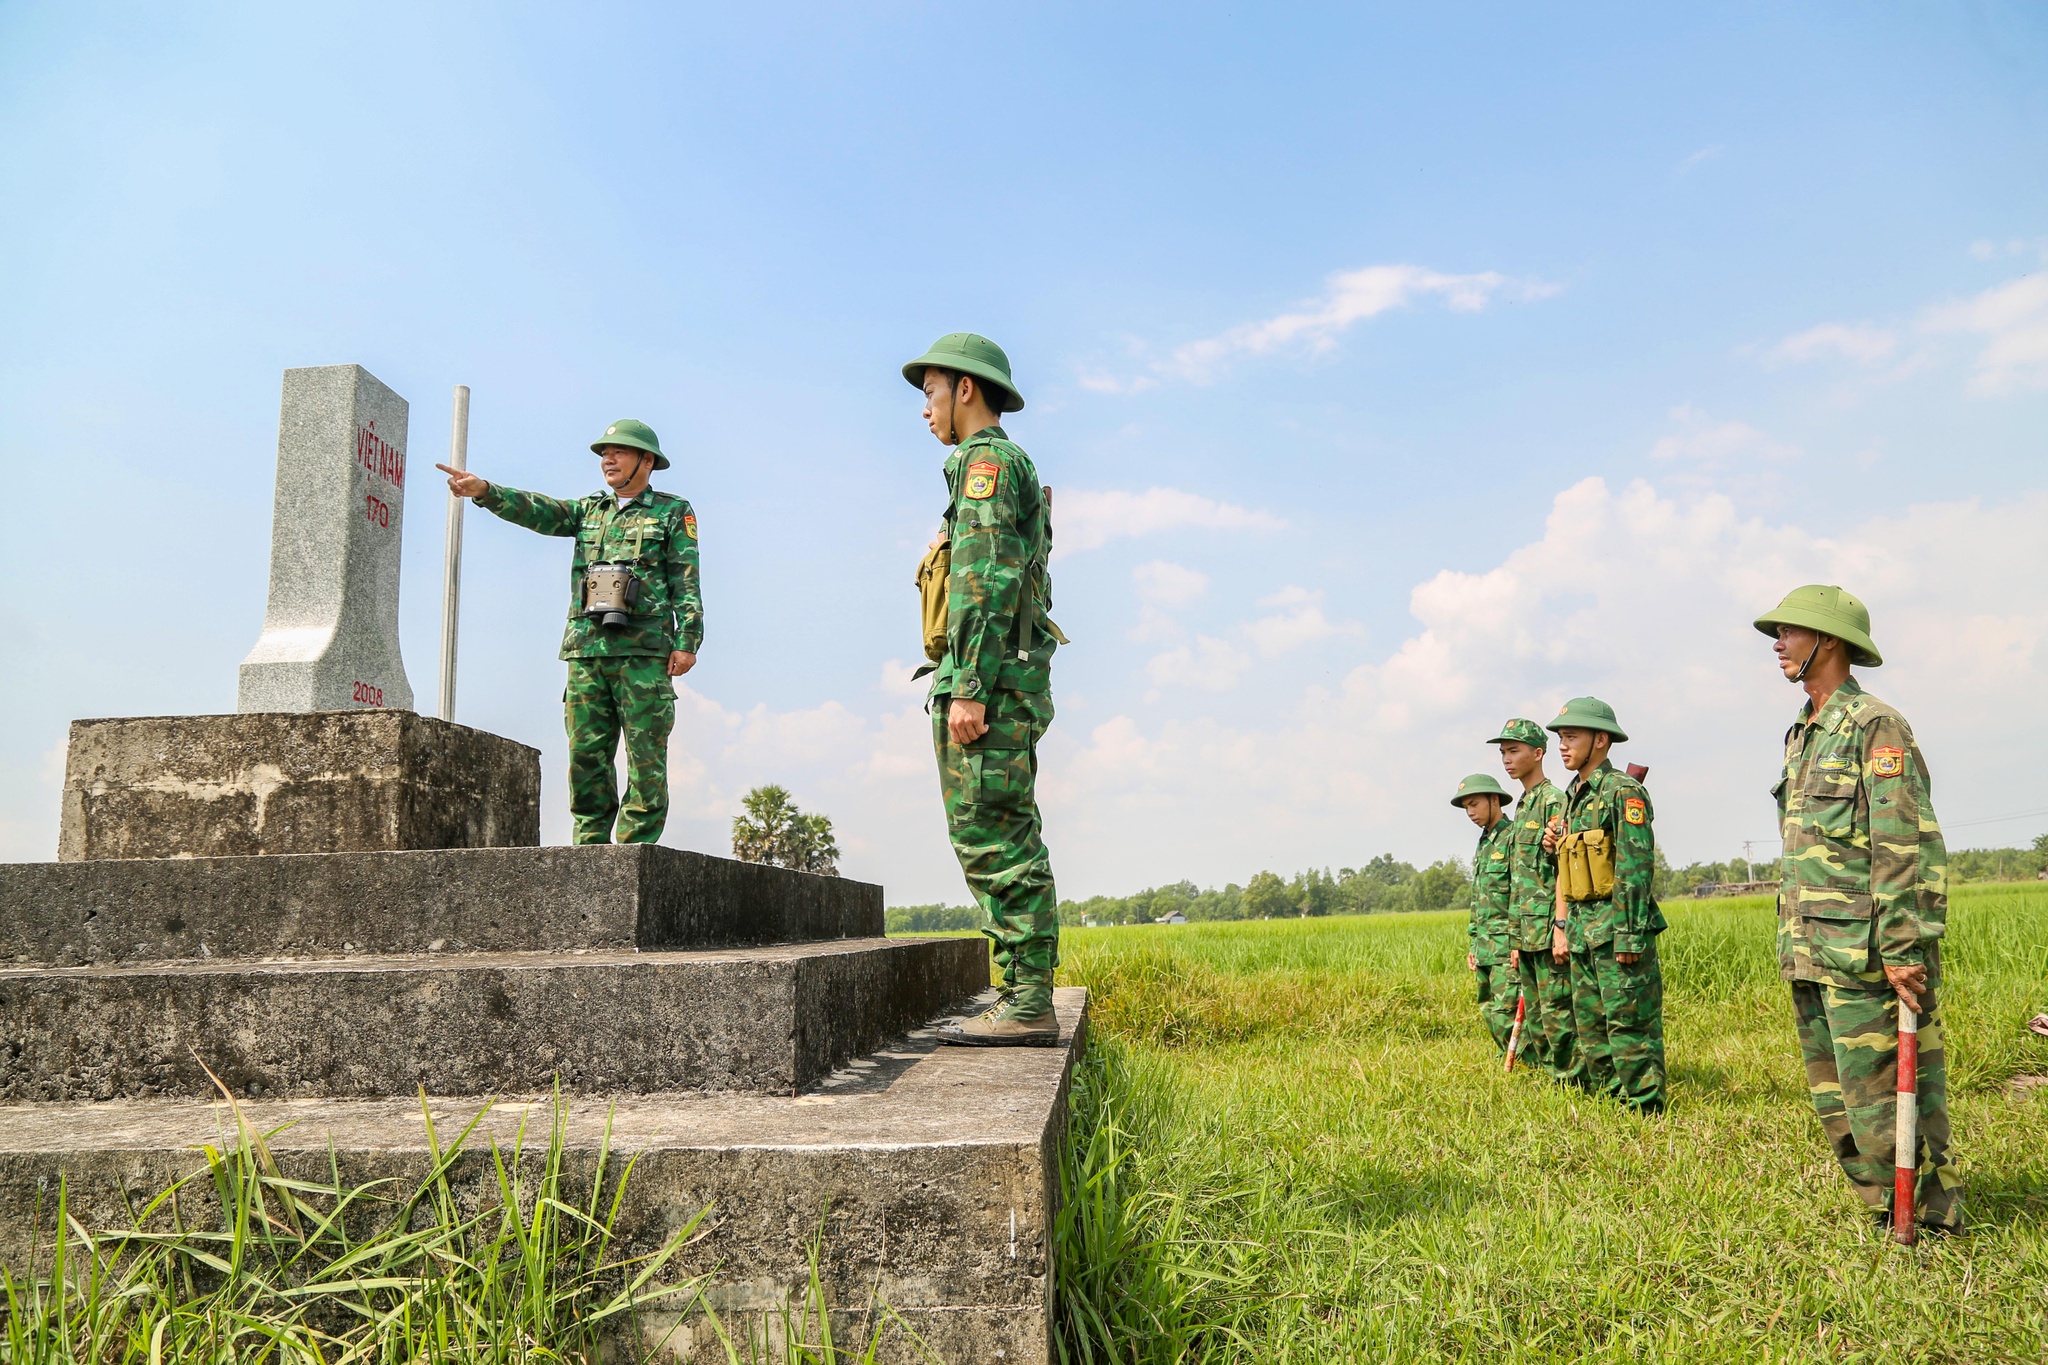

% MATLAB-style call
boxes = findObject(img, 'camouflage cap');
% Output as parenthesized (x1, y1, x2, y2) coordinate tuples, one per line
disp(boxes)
(902, 333, 1025, 413)
(1546, 696, 1629, 743)
(1753, 584, 1882, 667)
(1488, 718, 1548, 749)
(1451, 773, 1512, 806)
(591, 418, 670, 471)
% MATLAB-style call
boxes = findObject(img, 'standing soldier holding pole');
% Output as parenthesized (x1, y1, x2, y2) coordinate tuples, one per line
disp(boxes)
(1755, 585, 1962, 1235)
(438, 420, 702, 844)
(903, 334, 1065, 1048)
(1545, 698, 1667, 1114)
(1491, 719, 1577, 1085)
(1453, 774, 1518, 1054)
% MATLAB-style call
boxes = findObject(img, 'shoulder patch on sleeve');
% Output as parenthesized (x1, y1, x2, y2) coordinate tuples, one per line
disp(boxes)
(964, 460, 1000, 501)
(682, 512, 697, 539)
(1871, 746, 1905, 778)
(1623, 796, 1647, 825)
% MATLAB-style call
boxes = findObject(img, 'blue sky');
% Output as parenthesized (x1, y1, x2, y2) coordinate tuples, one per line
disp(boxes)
(3, 3, 2045, 900)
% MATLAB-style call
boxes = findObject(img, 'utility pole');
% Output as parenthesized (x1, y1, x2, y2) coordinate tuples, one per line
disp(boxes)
(438, 385, 470, 721)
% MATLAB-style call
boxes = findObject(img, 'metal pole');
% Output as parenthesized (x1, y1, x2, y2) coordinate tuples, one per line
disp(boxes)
(438, 385, 470, 721)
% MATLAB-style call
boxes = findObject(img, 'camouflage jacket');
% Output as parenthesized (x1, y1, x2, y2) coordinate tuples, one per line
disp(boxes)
(1469, 816, 1515, 965)
(931, 426, 1056, 701)
(1774, 677, 1946, 988)
(1562, 761, 1665, 954)
(1507, 778, 1567, 952)
(477, 484, 703, 659)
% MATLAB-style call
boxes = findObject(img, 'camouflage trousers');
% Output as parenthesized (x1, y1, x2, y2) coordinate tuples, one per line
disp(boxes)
(1514, 949, 1581, 1083)
(1474, 951, 1517, 1053)
(565, 656, 675, 845)
(933, 689, 1058, 989)
(1569, 940, 1665, 1112)
(1791, 980, 1962, 1229)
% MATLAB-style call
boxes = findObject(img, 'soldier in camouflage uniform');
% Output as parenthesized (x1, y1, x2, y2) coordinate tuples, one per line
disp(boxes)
(1489, 719, 1578, 1084)
(1454, 774, 1518, 1052)
(438, 420, 702, 844)
(1546, 698, 1666, 1113)
(903, 335, 1064, 1047)
(1756, 585, 1962, 1231)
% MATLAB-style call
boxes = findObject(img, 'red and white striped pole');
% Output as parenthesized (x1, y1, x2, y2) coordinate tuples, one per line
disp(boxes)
(1893, 1005, 1919, 1246)
(1503, 991, 1528, 1075)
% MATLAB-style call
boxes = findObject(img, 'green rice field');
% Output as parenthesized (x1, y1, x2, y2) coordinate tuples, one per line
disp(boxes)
(1050, 884, 2048, 1364)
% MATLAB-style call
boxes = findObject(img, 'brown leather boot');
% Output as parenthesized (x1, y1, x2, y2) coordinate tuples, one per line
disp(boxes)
(938, 987, 1059, 1047)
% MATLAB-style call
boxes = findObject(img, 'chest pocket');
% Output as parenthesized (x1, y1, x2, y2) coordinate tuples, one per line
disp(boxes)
(627, 523, 667, 564)
(1799, 770, 1860, 842)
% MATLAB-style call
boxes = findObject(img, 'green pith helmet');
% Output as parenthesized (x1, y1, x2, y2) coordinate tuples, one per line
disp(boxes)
(1451, 773, 1512, 807)
(1488, 718, 1548, 749)
(1752, 584, 1882, 667)
(591, 418, 669, 471)
(902, 333, 1025, 413)
(1547, 697, 1629, 743)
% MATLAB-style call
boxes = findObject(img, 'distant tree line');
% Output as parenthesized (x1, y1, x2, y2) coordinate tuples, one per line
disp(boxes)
(884, 835, 2048, 933)
(882, 855, 1473, 934)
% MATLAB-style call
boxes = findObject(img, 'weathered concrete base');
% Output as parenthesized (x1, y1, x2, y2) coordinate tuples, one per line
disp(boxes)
(59, 712, 540, 860)
(1, 845, 884, 965)
(0, 989, 1086, 1365)
(0, 937, 988, 1101)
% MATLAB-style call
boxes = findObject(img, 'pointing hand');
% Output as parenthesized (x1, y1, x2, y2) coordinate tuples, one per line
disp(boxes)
(436, 463, 489, 499)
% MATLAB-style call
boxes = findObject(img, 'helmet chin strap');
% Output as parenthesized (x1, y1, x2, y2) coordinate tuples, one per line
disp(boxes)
(1792, 636, 1822, 683)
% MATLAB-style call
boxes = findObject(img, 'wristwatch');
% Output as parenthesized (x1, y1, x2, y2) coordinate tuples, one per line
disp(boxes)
(1551, 919, 1567, 928)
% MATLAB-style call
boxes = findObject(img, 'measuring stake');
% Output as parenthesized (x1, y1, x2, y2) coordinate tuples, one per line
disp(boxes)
(1503, 990, 1528, 1075)
(1893, 1003, 1919, 1245)
(438, 385, 470, 721)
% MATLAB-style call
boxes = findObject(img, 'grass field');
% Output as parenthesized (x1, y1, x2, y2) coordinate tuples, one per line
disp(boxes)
(1050, 885, 2048, 1364)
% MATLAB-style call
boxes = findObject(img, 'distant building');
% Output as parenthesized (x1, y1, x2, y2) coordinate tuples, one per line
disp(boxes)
(1690, 879, 1779, 898)
(1155, 911, 1188, 925)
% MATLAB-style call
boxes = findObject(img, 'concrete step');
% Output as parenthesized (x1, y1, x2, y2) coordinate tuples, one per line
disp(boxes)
(0, 989, 1086, 1365)
(0, 845, 881, 966)
(0, 937, 987, 1102)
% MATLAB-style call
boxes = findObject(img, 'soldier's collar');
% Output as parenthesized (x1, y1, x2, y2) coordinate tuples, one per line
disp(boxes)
(1803, 676, 1866, 731)
(961, 425, 1008, 446)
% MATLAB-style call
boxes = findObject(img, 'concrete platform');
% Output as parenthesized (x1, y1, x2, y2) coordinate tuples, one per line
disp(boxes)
(0, 845, 883, 965)
(59, 712, 540, 860)
(0, 988, 1086, 1365)
(0, 937, 988, 1102)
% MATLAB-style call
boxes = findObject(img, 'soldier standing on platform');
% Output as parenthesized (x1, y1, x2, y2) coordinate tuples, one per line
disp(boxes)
(1544, 698, 1667, 1113)
(1453, 774, 1518, 1053)
(902, 334, 1066, 1048)
(438, 420, 702, 844)
(1755, 585, 1963, 1232)
(1490, 719, 1577, 1085)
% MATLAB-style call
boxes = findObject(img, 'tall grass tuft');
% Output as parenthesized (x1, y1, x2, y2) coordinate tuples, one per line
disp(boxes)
(1054, 1044, 1206, 1365)
(1, 1088, 949, 1365)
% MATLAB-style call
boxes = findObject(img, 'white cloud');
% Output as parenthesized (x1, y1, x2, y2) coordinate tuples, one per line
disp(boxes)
(1133, 560, 1210, 607)
(1769, 322, 1899, 366)
(1055, 486, 1285, 556)
(1676, 144, 1724, 174)
(1920, 273, 2048, 393)
(1244, 586, 1363, 657)
(1144, 636, 1253, 697)
(1038, 478, 2048, 895)
(1082, 262, 1560, 390)
(1648, 404, 1799, 467)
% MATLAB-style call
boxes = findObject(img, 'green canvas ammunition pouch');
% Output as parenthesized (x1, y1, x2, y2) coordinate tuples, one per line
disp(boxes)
(1559, 828, 1616, 903)
(916, 537, 951, 665)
